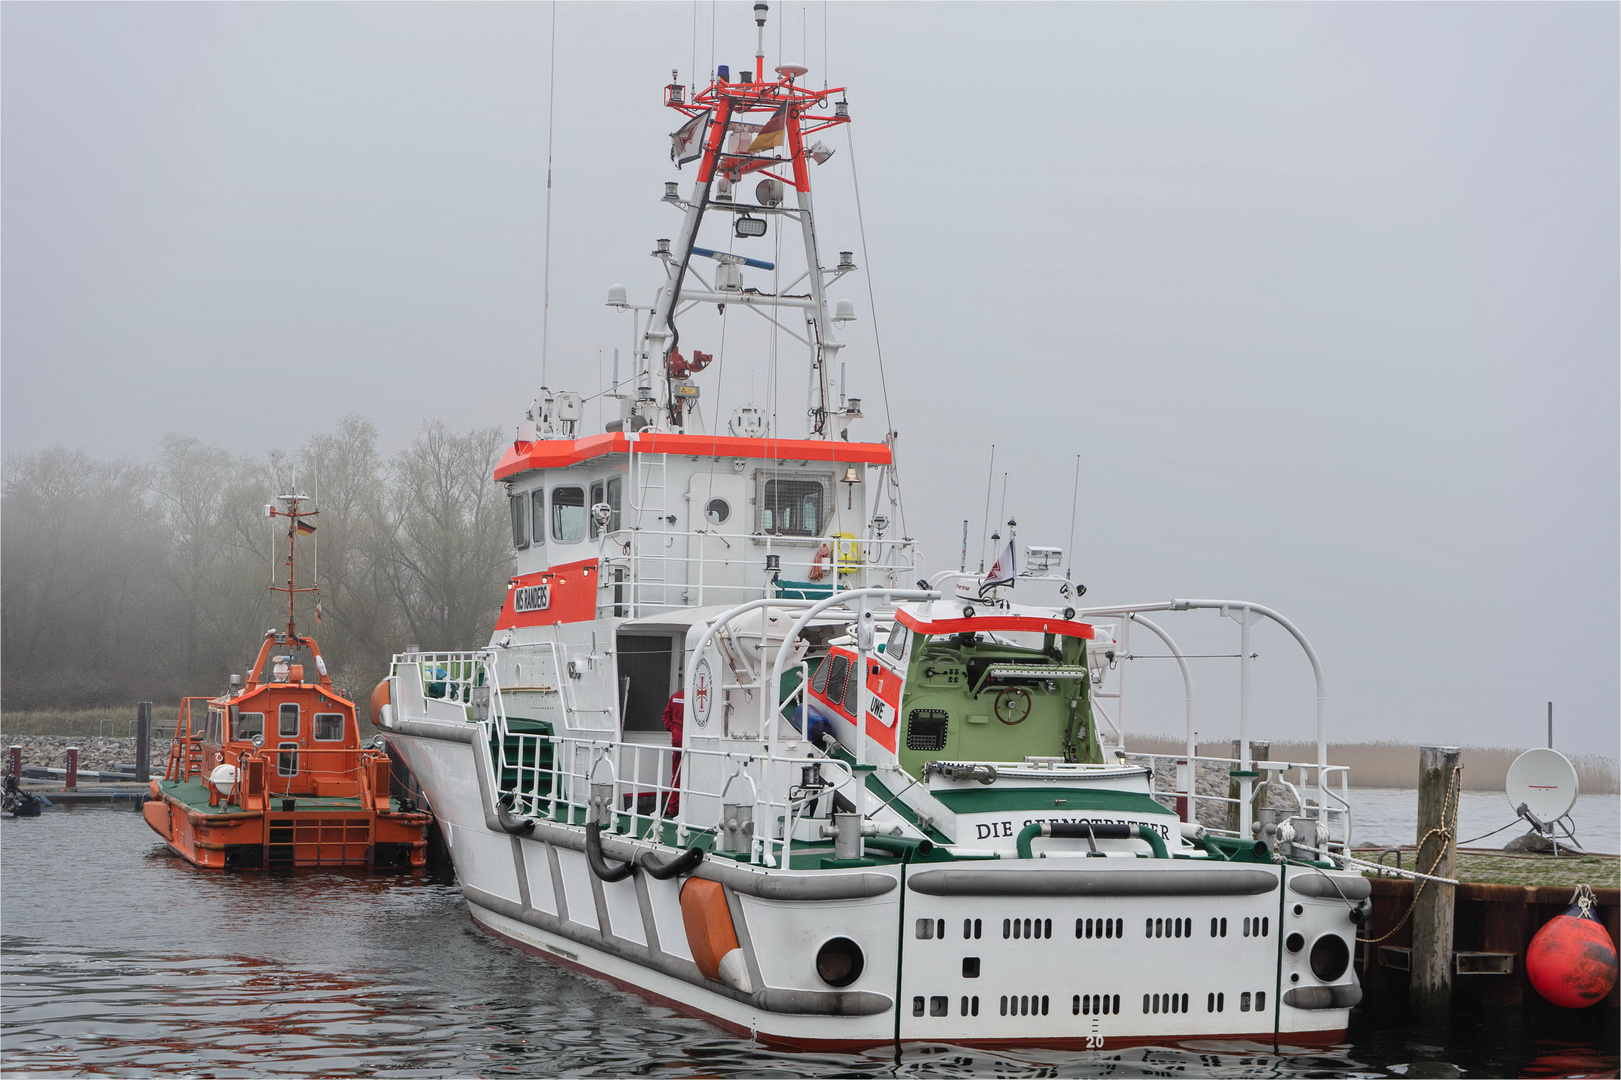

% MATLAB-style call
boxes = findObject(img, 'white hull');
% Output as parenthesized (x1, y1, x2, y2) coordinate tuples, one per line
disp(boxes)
(386, 713, 1361, 1049)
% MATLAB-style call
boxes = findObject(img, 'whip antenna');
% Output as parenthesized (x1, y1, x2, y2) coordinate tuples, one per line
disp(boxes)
(977, 444, 996, 573)
(540, 2, 558, 384)
(1065, 454, 1080, 581)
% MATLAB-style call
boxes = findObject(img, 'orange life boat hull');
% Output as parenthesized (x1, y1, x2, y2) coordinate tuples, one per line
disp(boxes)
(143, 793, 431, 870)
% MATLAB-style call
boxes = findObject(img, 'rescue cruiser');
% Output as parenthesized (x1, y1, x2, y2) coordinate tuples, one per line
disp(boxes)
(379, 6, 1370, 1049)
(144, 495, 431, 869)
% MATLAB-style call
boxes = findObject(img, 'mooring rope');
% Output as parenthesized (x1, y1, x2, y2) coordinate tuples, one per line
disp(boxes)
(1352, 763, 1463, 945)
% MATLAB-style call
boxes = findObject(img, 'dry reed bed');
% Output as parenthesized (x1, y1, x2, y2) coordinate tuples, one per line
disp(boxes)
(1124, 735, 1618, 793)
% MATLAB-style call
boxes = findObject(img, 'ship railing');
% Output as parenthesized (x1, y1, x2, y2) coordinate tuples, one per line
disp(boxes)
(1125, 750, 1354, 852)
(495, 725, 868, 869)
(392, 649, 507, 725)
(597, 528, 919, 620)
(1073, 598, 1347, 849)
(485, 588, 938, 868)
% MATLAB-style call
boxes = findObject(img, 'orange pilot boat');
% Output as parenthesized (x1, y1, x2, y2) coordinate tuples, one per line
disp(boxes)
(143, 494, 431, 870)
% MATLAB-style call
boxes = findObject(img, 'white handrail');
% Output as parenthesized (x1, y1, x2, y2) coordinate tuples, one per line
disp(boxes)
(1077, 598, 1329, 831)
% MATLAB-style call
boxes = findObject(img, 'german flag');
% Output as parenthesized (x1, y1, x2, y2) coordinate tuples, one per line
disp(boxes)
(746, 105, 788, 153)
(295, 519, 316, 535)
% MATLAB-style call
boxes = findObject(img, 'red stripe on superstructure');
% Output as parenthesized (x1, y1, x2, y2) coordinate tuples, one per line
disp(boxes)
(895, 610, 1096, 640)
(495, 433, 892, 480)
(496, 558, 599, 628)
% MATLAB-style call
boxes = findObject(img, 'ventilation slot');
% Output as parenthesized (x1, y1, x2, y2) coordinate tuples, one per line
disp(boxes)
(960, 995, 980, 1016)
(998, 994, 1050, 1017)
(1073, 992, 1119, 1015)
(1145, 916, 1194, 939)
(1075, 917, 1124, 939)
(1003, 917, 1053, 940)
(1142, 992, 1190, 1014)
(1207, 991, 1226, 1012)
(963, 918, 982, 939)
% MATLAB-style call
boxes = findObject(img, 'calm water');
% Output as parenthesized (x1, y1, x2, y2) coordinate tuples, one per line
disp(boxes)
(1346, 789, 1620, 855)
(2, 807, 1616, 1078)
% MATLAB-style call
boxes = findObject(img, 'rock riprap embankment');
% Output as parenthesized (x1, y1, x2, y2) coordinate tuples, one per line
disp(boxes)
(2, 735, 167, 777)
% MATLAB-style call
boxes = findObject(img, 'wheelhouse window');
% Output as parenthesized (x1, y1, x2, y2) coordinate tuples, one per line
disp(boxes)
(589, 478, 623, 539)
(885, 623, 909, 662)
(510, 493, 528, 550)
(758, 474, 829, 537)
(234, 712, 264, 742)
(530, 490, 545, 548)
(278, 703, 299, 737)
(606, 476, 622, 533)
(313, 713, 345, 742)
(207, 709, 224, 743)
(552, 486, 586, 543)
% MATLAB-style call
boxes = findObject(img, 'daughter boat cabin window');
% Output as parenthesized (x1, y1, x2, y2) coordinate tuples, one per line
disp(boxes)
(278, 703, 299, 737)
(313, 713, 345, 741)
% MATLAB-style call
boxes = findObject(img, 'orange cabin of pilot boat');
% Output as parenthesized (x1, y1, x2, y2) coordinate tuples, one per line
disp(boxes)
(143, 633, 431, 870)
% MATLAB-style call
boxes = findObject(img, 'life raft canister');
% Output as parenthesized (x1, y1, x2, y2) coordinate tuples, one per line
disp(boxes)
(1526, 886, 1618, 1009)
(678, 878, 753, 993)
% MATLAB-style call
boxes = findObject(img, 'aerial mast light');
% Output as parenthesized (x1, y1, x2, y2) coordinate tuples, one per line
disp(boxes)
(754, 3, 768, 82)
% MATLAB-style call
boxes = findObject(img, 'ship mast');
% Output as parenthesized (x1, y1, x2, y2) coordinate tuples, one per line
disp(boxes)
(632, 1, 856, 438)
(266, 494, 319, 643)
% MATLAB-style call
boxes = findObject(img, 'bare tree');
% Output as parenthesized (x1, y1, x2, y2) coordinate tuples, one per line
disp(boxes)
(378, 422, 511, 651)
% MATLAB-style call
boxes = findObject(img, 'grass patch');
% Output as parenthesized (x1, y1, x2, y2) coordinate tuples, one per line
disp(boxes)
(1, 707, 183, 739)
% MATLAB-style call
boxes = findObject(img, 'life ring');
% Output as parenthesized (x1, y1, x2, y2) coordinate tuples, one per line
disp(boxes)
(808, 542, 833, 581)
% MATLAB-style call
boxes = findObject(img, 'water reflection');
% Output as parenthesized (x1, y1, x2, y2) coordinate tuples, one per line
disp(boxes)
(2, 808, 1614, 1077)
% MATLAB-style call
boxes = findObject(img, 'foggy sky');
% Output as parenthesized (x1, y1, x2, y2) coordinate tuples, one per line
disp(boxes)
(4, 3, 1616, 757)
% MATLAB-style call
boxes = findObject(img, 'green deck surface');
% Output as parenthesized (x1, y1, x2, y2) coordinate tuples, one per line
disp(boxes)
(158, 778, 384, 814)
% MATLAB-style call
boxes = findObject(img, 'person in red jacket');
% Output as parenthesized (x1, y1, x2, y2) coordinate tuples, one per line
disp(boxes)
(661, 689, 684, 814)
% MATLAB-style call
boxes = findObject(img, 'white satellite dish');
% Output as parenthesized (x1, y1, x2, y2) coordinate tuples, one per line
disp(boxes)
(1505, 747, 1579, 823)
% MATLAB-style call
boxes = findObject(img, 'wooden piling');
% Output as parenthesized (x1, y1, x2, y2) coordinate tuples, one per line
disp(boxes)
(65, 746, 80, 790)
(1226, 739, 1269, 834)
(8, 745, 19, 778)
(1413, 745, 1461, 1018)
(136, 702, 153, 783)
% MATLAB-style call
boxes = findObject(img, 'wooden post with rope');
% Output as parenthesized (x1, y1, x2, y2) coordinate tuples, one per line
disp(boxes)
(1413, 745, 1461, 1018)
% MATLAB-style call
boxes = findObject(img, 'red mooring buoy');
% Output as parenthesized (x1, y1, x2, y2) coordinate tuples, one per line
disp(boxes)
(1526, 886, 1618, 1009)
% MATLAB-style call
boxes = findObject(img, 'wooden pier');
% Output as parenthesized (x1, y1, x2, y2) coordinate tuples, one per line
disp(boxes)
(1361, 875, 1619, 1029)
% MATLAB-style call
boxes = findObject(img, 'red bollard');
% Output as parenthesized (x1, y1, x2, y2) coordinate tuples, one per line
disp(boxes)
(65, 746, 79, 790)
(7, 745, 19, 779)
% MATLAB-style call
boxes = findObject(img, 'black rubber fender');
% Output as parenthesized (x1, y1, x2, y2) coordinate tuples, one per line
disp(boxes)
(638, 845, 705, 880)
(495, 803, 535, 836)
(585, 821, 636, 882)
